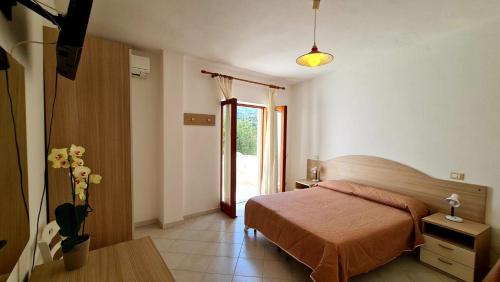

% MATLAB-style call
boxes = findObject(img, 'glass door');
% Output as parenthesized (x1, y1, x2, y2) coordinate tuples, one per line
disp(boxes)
(220, 98, 237, 218)
(236, 104, 264, 203)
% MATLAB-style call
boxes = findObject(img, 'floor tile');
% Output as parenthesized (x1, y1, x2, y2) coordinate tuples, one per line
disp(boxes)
(183, 218, 214, 231)
(262, 278, 295, 282)
(152, 238, 174, 252)
(180, 230, 222, 242)
(239, 242, 266, 259)
(206, 256, 238, 275)
(171, 270, 204, 282)
(235, 258, 265, 277)
(160, 227, 185, 239)
(176, 254, 213, 272)
(160, 252, 188, 269)
(233, 276, 263, 282)
(288, 260, 312, 281)
(202, 273, 233, 282)
(209, 221, 246, 233)
(263, 260, 293, 279)
(263, 245, 288, 261)
(200, 242, 242, 257)
(220, 232, 245, 244)
(167, 240, 209, 254)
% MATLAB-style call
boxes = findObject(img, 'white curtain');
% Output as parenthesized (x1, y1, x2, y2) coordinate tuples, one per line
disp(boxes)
(216, 76, 233, 100)
(217, 76, 233, 204)
(261, 88, 278, 195)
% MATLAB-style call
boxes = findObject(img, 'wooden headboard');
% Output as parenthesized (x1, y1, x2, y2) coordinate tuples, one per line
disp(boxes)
(307, 155, 487, 223)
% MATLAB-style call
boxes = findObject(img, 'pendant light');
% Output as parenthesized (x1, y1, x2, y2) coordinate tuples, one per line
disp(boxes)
(296, 0, 334, 67)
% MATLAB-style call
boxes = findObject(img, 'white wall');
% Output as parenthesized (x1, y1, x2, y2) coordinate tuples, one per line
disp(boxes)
(0, 2, 56, 281)
(130, 49, 163, 224)
(288, 18, 500, 261)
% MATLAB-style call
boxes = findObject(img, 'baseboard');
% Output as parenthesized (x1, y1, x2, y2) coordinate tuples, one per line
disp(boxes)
(160, 207, 220, 229)
(134, 219, 157, 228)
(136, 207, 221, 230)
(161, 219, 185, 229)
(183, 207, 219, 220)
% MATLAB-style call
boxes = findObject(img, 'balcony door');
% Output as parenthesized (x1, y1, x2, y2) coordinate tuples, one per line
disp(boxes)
(220, 98, 237, 218)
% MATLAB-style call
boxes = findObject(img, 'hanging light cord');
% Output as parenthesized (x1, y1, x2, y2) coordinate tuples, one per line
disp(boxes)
(313, 8, 317, 46)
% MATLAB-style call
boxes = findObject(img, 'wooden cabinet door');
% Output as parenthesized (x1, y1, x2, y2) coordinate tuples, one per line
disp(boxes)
(43, 27, 132, 250)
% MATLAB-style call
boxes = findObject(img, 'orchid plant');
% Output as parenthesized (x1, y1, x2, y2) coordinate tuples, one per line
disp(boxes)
(47, 144, 102, 253)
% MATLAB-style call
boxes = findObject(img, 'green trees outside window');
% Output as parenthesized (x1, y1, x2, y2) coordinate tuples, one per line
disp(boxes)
(237, 107, 259, 156)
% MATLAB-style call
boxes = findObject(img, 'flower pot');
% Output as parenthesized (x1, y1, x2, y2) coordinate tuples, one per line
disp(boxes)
(63, 236, 90, 271)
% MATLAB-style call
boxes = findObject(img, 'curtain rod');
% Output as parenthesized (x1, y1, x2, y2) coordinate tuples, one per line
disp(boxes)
(201, 70, 286, 90)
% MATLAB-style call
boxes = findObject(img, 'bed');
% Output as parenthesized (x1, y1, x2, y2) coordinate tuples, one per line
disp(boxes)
(483, 259, 500, 282)
(244, 155, 488, 282)
(245, 180, 428, 281)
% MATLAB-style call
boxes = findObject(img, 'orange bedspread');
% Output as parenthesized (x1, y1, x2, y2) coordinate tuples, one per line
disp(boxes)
(483, 259, 500, 282)
(244, 180, 429, 282)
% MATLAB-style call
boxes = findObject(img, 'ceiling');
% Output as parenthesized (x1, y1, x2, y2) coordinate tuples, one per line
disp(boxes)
(85, 0, 500, 83)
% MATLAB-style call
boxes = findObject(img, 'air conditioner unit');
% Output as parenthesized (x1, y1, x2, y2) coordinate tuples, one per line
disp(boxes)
(130, 53, 150, 79)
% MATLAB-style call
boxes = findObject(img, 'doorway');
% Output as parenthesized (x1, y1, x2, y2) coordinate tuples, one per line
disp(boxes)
(236, 104, 264, 203)
(219, 100, 288, 218)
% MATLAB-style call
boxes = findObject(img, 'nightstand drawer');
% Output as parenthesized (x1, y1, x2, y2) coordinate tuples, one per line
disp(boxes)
(423, 235, 475, 267)
(420, 248, 474, 282)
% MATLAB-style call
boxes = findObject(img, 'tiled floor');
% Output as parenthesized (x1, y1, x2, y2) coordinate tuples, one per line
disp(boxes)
(134, 203, 457, 282)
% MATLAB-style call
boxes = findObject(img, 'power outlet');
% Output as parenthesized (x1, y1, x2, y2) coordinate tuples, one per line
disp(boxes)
(450, 171, 465, 181)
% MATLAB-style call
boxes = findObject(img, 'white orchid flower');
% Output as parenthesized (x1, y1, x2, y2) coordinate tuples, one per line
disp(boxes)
(75, 186, 87, 201)
(71, 157, 85, 168)
(47, 148, 68, 168)
(74, 179, 88, 201)
(59, 159, 70, 169)
(69, 144, 85, 158)
(89, 174, 102, 184)
(72, 166, 91, 179)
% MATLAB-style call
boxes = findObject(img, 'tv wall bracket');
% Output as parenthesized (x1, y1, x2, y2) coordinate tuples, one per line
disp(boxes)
(1, 0, 63, 27)
(1, 0, 94, 80)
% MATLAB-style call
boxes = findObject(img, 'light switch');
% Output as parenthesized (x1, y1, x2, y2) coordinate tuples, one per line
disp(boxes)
(450, 172, 465, 181)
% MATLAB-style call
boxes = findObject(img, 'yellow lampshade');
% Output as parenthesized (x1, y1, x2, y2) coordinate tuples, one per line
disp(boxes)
(296, 45, 334, 67)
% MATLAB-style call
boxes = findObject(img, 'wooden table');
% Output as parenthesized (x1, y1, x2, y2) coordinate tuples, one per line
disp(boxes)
(30, 237, 174, 282)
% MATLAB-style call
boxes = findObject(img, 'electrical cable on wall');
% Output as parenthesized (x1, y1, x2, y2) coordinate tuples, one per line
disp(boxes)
(4, 39, 59, 270)
(9, 40, 56, 57)
(3, 69, 29, 220)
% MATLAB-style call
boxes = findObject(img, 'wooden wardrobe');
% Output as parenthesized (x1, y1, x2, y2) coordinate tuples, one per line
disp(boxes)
(43, 27, 132, 250)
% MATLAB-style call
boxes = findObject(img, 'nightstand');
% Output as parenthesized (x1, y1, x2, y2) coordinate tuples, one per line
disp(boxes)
(295, 179, 318, 190)
(420, 213, 491, 282)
